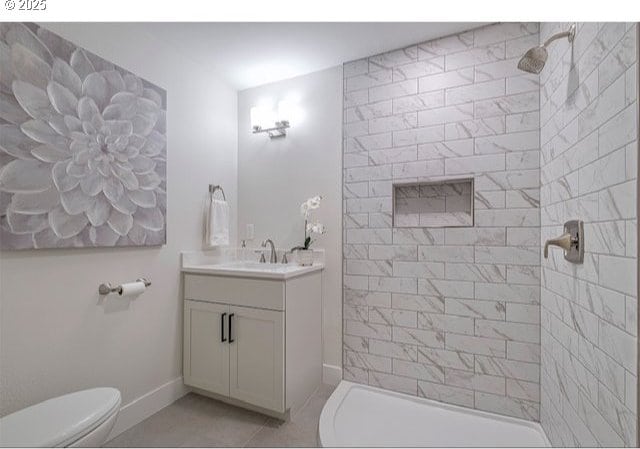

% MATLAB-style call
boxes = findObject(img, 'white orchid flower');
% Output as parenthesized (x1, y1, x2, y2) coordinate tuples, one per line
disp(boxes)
(306, 222, 325, 234)
(294, 195, 325, 252)
(307, 195, 321, 209)
(300, 195, 322, 218)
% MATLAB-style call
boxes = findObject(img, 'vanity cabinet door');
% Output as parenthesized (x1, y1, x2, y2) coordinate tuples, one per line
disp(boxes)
(183, 300, 230, 396)
(228, 305, 285, 412)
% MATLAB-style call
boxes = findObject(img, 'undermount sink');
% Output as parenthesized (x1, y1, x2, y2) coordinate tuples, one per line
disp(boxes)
(181, 260, 323, 280)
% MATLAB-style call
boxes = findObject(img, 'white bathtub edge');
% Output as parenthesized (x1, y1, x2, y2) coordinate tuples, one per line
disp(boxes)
(319, 381, 551, 447)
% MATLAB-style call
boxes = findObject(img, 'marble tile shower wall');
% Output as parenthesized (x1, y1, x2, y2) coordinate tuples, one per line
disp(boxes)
(538, 23, 638, 447)
(342, 23, 543, 420)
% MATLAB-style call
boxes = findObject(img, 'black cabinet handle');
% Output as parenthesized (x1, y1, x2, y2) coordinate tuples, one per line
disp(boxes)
(221, 313, 227, 342)
(228, 313, 235, 343)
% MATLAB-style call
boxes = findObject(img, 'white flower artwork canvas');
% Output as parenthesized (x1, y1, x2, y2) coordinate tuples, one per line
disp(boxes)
(0, 23, 167, 250)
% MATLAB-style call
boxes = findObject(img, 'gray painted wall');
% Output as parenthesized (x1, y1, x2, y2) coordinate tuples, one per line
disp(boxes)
(237, 66, 344, 379)
(0, 23, 238, 419)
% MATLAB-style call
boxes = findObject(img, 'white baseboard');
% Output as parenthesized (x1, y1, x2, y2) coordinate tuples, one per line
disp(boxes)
(108, 368, 339, 442)
(322, 364, 342, 386)
(107, 377, 188, 442)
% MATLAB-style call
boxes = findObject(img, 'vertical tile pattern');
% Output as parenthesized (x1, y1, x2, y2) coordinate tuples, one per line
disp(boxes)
(342, 23, 543, 420)
(539, 23, 638, 446)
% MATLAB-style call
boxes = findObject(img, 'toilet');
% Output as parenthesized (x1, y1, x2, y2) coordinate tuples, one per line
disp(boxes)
(0, 388, 121, 447)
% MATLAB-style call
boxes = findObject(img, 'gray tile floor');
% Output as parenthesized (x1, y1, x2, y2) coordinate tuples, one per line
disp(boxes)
(106, 384, 335, 447)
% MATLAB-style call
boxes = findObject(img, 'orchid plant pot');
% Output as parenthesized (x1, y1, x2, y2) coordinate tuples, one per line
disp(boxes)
(293, 195, 325, 267)
(295, 249, 314, 266)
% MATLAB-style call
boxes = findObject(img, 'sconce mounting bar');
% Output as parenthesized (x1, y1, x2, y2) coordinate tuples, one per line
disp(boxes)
(252, 120, 290, 138)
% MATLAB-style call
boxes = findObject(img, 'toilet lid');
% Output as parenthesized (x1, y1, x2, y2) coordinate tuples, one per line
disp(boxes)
(0, 388, 121, 447)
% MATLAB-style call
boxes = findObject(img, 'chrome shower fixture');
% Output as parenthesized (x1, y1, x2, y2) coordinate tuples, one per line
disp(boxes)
(517, 23, 576, 74)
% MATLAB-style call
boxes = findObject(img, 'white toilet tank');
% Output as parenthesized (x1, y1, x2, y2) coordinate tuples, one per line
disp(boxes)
(0, 388, 121, 448)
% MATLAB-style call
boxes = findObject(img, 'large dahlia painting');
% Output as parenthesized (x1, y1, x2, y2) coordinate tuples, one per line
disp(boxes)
(0, 23, 167, 250)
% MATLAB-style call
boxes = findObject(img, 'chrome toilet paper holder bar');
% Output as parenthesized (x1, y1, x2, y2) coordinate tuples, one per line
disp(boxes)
(98, 278, 151, 295)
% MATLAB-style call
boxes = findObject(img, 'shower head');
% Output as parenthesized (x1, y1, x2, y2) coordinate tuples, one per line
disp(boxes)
(517, 23, 576, 74)
(517, 46, 548, 74)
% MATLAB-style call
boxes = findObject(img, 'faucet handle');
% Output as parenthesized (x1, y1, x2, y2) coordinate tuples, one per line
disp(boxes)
(544, 233, 572, 258)
(543, 219, 584, 264)
(254, 249, 267, 263)
(281, 252, 289, 264)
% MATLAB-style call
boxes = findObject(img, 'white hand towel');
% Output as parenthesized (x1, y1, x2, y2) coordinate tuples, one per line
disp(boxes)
(205, 198, 230, 247)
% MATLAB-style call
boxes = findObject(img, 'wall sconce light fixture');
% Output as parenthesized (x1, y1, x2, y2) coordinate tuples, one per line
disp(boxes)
(251, 101, 293, 138)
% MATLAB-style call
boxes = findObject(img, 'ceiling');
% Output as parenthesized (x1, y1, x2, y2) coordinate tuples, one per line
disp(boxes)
(141, 22, 488, 90)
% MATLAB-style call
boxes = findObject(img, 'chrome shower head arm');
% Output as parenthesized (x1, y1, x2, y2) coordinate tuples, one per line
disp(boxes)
(542, 23, 576, 48)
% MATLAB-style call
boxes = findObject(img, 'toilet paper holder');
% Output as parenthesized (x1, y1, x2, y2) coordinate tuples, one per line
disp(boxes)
(98, 278, 151, 295)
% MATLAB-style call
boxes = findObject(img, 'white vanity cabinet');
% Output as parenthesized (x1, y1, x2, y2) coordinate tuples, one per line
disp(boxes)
(183, 300, 230, 396)
(182, 267, 322, 417)
(228, 305, 284, 411)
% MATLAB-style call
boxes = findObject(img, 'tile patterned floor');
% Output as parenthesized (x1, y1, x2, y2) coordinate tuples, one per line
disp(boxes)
(105, 384, 335, 447)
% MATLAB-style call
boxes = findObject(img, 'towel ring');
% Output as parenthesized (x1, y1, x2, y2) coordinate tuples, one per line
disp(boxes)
(209, 184, 226, 201)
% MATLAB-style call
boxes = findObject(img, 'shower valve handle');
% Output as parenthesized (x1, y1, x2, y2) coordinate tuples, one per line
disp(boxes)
(543, 233, 573, 258)
(543, 220, 584, 264)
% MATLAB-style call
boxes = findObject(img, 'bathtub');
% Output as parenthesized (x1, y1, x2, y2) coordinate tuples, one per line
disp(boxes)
(318, 381, 549, 447)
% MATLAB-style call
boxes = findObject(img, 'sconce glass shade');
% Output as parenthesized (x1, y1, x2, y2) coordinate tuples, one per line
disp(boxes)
(250, 102, 291, 138)
(277, 100, 294, 125)
(250, 105, 275, 131)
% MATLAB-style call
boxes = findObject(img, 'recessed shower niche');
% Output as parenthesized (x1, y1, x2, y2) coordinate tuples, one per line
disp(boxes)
(392, 178, 474, 228)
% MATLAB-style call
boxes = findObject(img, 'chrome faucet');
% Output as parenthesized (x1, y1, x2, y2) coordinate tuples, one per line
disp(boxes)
(261, 239, 278, 264)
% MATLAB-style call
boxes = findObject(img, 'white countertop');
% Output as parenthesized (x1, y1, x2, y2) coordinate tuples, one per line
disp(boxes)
(180, 248, 325, 280)
(181, 260, 324, 280)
